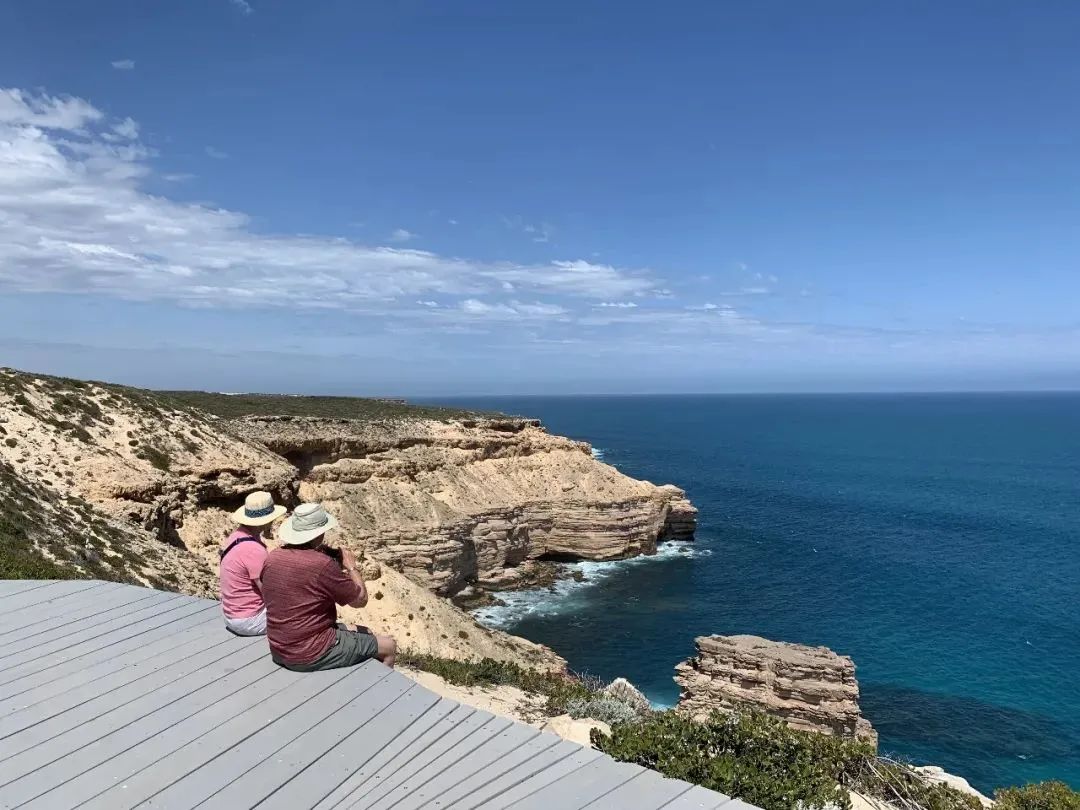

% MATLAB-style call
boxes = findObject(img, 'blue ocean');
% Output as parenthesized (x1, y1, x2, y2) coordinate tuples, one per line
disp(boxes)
(426, 394, 1079, 794)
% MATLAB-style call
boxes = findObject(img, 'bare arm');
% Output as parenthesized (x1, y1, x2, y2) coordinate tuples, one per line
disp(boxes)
(342, 549, 368, 609)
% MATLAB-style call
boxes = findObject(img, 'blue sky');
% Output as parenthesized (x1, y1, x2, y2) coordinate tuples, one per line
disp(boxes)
(0, 0, 1077, 394)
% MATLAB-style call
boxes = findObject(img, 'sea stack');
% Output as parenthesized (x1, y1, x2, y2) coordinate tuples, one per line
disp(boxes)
(674, 634, 877, 746)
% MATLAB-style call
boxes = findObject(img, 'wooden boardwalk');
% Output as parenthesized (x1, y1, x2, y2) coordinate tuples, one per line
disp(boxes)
(0, 580, 752, 809)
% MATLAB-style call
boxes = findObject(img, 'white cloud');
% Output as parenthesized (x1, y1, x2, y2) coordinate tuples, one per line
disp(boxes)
(0, 87, 663, 318)
(229, 0, 254, 14)
(459, 299, 568, 320)
(111, 60, 136, 71)
(417, 300, 439, 307)
(503, 215, 553, 243)
(447, 218, 459, 226)
(204, 146, 229, 160)
(106, 117, 139, 141)
(0, 88, 102, 130)
(524, 222, 552, 243)
(597, 301, 638, 308)
(388, 228, 416, 243)
(162, 172, 194, 182)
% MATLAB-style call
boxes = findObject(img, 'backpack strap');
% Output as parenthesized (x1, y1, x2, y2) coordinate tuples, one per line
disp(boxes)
(219, 536, 267, 561)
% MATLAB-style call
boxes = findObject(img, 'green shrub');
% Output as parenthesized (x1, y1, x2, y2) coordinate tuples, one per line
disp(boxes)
(398, 653, 594, 716)
(595, 709, 866, 810)
(137, 445, 171, 472)
(996, 782, 1080, 810)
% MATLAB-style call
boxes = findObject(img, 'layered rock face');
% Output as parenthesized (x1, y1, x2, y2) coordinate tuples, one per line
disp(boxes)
(0, 368, 692, 671)
(675, 634, 877, 745)
(232, 415, 697, 594)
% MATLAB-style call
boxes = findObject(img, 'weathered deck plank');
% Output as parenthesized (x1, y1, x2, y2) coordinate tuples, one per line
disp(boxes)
(0, 580, 745, 810)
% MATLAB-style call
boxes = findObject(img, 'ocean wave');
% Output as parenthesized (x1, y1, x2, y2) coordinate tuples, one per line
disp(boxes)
(590, 447, 605, 460)
(471, 542, 709, 630)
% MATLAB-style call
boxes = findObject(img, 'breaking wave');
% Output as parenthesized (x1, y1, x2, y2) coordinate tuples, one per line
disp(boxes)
(470, 542, 709, 630)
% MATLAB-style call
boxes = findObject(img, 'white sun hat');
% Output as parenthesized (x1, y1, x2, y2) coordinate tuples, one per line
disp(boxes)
(231, 491, 287, 527)
(279, 502, 339, 546)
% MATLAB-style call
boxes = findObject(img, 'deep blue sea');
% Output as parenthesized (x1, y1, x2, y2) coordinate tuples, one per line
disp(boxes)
(424, 394, 1079, 794)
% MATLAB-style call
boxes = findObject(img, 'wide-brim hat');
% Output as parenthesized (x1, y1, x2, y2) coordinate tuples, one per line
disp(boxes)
(279, 502, 339, 545)
(232, 491, 287, 527)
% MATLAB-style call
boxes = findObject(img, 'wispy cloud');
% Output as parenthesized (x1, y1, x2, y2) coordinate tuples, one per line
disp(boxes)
(229, 0, 254, 14)
(502, 215, 553, 243)
(0, 87, 663, 321)
(204, 146, 229, 160)
(596, 301, 638, 308)
(162, 173, 194, 183)
(388, 228, 417, 243)
(459, 299, 568, 320)
(111, 59, 136, 71)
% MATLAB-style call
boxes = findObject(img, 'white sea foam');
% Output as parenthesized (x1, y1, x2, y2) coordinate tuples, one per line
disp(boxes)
(471, 542, 709, 630)
(590, 446, 605, 461)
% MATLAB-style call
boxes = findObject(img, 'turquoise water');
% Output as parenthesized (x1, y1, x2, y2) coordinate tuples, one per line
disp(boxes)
(426, 394, 1080, 794)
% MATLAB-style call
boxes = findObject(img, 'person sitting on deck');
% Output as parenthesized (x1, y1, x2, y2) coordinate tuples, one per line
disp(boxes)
(219, 491, 285, 636)
(261, 502, 397, 671)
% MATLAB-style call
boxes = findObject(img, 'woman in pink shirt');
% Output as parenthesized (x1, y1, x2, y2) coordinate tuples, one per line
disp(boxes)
(219, 491, 286, 636)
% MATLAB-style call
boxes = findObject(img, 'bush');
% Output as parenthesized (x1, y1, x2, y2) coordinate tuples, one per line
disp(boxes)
(137, 445, 171, 472)
(566, 696, 640, 726)
(398, 653, 594, 716)
(595, 709, 867, 810)
(996, 782, 1080, 810)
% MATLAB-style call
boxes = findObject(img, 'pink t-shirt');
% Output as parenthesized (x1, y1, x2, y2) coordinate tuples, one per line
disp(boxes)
(219, 529, 268, 619)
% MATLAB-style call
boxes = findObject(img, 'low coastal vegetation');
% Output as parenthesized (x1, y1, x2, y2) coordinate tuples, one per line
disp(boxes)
(160, 389, 489, 422)
(0, 459, 173, 587)
(995, 782, 1080, 810)
(400, 653, 1079, 810)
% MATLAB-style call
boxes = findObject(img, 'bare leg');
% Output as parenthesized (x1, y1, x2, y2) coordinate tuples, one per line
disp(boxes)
(376, 634, 397, 668)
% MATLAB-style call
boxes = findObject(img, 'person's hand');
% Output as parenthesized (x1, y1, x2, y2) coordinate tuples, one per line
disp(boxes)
(341, 548, 358, 572)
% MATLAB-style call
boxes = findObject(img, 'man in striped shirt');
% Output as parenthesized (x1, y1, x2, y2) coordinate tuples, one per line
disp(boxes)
(261, 502, 397, 671)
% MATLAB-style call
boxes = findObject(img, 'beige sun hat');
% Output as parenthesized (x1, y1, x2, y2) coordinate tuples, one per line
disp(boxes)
(231, 491, 287, 527)
(279, 502, 339, 546)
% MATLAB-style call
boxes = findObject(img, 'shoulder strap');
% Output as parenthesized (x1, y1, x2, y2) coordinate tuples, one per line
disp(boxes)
(220, 536, 267, 561)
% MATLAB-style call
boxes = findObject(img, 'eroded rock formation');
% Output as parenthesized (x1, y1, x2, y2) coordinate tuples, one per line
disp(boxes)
(0, 368, 694, 671)
(675, 634, 877, 745)
(231, 415, 697, 594)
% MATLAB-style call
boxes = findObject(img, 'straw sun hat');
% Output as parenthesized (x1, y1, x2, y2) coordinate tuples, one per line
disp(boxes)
(231, 491, 287, 527)
(279, 502, 339, 546)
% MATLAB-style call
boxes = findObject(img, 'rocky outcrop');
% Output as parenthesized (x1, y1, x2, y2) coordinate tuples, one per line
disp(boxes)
(0, 368, 694, 672)
(675, 634, 877, 745)
(232, 415, 697, 594)
(602, 678, 653, 716)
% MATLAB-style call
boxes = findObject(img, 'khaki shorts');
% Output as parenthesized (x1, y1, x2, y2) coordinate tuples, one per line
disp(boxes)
(276, 625, 379, 672)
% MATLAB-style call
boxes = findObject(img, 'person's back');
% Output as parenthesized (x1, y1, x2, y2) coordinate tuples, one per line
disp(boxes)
(261, 502, 396, 671)
(262, 544, 355, 665)
(219, 491, 285, 636)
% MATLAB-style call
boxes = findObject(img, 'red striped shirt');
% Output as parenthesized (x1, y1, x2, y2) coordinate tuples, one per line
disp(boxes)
(261, 547, 361, 665)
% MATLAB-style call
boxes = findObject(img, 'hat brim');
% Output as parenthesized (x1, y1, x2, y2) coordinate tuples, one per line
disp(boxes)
(279, 512, 339, 545)
(231, 504, 287, 527)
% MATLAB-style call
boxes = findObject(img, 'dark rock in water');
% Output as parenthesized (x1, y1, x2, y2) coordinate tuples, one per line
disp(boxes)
(451, 586, 504, 611)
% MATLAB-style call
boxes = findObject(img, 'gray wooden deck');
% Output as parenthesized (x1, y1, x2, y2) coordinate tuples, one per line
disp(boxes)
(0, 580, 752, 809)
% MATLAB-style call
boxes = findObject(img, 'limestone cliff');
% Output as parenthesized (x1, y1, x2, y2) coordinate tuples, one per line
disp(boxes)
(675, 634, 878, 745)
(229, 415, 697, 594)
(0, 368, 696, 672)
